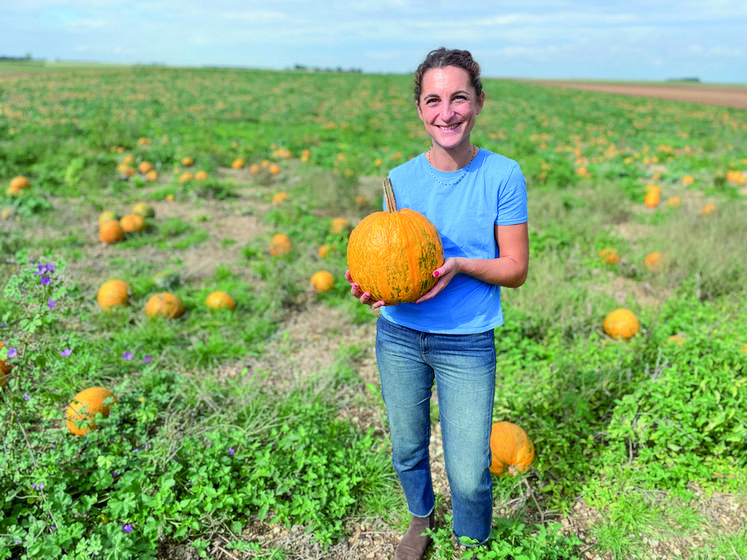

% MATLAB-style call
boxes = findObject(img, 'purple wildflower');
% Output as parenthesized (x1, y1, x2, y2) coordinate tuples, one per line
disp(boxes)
(228, 447, 235, 456)
(7, 348, 17, 358)
(122, 351, 133, 361)
(48, 299, 56, 309)
(122, 523, 133, 533)
(143, 354, 152, 363)
(24, 394, 30, 401)
(40, 276, 51, 286)
(60, 349, 72, 357)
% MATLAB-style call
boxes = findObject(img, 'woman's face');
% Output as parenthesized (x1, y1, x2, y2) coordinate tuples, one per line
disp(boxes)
(417, 65, 484, 151)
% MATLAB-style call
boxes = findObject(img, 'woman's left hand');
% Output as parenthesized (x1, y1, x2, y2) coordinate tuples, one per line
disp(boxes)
(415, 257, 461, 303)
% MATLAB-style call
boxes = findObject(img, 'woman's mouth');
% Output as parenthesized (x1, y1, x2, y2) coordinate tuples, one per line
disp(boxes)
(437, 122, 462, 132)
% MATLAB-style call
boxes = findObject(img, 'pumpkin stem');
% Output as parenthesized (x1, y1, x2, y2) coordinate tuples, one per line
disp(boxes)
(383, 178, 398, 213)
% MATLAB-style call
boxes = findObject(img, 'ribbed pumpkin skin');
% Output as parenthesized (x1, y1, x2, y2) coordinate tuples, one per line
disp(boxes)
(97, 279, 131, 311)
(489, 421, 535, 476)
(347, 179, 443, 304)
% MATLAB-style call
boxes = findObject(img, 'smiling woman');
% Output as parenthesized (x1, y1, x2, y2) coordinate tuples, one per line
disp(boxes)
(345, 47, 529, 559)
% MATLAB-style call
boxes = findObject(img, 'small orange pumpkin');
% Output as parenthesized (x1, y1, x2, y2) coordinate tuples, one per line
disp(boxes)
(66, 387, 117, 436)
(9, 176, 31, 191)
(644, 251, 664, 272)
(120, 214, 145, 234)
(700, 203, 717, 216)
(603, 308, 640, 340)
(269, 233, 291, 256)
(178, 171, 195, 184)
(599, 247, 621, 265)
(99, 220, 125, 244)
(272, 191, 288, 205)
(231, 157, 245, 169)
(181, 156, 194, 167)
(644, 190, 661, 208)
(145, 292, 185, 319)
(0, 341, 13, 388)
(330, 217, 351, 235)
(98, 210, 120, 225)
(137, 161, 153, 174)
(97, 279, 131, 311)
(346, 178, 443, 304)
(310, 271, 335, 292)
(489, 421, 535, 476)
(206, 291, 236, 311)
(132, 201, 155, 218)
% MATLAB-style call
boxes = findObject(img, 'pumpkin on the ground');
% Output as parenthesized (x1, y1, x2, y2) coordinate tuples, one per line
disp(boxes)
(99, 220, 125, 244)
(330, 217, 351, 235)
(0, 341, 13, 388)
(489, 421, 535, 476)
(10, 176, 31, 190)
(66, 387, 117, 436)
(98, 210, 120, 225)
(97, 279, 131, 311)
(132, 201, 156, 218)
(644, 251, 665, 272)
(145, 292, 185, 319)
(603, 308, 640, 340)
(269, 233, 291, 256)
(310, 271, 335, 292)
(206, 291, 236, 311)
(120, 214, 145, 233)
(346, 178, 443, 304)
(599, 247, 621, 265)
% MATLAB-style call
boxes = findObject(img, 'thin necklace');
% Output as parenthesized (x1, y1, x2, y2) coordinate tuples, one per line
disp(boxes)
(426, 145, 478, 186)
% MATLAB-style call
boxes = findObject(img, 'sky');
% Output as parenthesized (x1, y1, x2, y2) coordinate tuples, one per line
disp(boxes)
(2, 0, 746, 84)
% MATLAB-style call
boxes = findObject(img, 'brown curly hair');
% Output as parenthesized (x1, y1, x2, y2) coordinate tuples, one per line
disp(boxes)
(413, 47, 483, 104)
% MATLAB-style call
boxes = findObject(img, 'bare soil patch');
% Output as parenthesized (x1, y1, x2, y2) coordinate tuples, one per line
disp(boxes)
(519, 80, 747, 109)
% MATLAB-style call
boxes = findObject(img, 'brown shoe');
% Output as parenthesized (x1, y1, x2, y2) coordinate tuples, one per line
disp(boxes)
(394, 512, 435, 560)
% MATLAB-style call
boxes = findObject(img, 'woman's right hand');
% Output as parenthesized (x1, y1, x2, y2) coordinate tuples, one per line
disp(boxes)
(345, 270, 386, 309)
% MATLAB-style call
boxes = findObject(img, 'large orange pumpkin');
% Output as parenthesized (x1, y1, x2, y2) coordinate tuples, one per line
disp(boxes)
(489, 421, 535, 476)
(66, 387, 117, 435)
(97, 279, 131, 311)
(603, 308, 640, 340)
(145, 292, 185, 319)
(346, 178, 443, 304)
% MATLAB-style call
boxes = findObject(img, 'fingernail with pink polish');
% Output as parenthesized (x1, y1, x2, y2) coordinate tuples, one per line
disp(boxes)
(433, 270, 440, 277)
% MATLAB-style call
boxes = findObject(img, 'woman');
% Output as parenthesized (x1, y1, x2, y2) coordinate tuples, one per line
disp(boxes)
(346, 47, 528, 559)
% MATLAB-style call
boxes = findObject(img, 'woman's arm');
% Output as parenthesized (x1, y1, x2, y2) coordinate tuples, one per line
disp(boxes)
(416, 222, 529, 303)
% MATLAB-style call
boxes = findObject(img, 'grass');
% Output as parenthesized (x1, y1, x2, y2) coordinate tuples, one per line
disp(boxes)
(1, 63, 746, 559)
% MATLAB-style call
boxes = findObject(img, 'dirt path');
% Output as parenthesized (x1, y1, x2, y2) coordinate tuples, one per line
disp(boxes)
(519, 80, 747, 109)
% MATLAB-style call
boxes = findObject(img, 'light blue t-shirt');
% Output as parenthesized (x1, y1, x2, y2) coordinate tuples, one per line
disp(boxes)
(380, 148, 527, 334)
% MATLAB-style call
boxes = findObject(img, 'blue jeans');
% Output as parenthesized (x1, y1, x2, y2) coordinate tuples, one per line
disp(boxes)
(375, 316, 496, 545)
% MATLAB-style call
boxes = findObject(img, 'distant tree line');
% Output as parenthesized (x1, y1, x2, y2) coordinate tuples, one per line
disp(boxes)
(0, 54, 33, 61)
(292, 64, 362, 73)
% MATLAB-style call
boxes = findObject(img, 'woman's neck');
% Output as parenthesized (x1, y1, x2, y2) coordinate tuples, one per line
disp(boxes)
(426, 143, 477, 171)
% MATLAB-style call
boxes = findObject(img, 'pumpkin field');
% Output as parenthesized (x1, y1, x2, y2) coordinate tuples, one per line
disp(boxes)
(1, 63, 746, 560)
